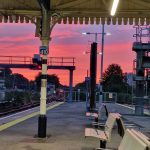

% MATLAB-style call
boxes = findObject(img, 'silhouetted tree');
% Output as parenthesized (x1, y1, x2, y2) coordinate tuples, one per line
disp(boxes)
(29, 80, 36, 91)
(0, 68, 12, 77)
(35, 73, 60, 90)
(74, 81, 86, 91)
(102, 64, 127, 93)
(11, 73, 29, 89)
(0, 68, 29, 89)
(0, 68, 12, 88)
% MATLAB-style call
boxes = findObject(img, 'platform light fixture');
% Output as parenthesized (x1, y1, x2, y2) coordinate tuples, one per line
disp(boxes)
(111, 0, 120, 16)
(82, 32, 111, 43)
(82, 32, 91, 35)
(106, 32, 111, 36)
(82, 25, 111, 105)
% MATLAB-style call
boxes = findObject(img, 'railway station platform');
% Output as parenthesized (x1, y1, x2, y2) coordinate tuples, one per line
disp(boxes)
(0, 102, 149, 150)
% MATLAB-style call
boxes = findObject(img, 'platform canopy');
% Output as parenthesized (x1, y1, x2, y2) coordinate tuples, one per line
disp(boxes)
(0, 0, 150, 25)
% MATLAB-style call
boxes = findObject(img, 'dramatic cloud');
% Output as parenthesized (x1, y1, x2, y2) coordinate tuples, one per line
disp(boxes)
(0, 23, 136, 85)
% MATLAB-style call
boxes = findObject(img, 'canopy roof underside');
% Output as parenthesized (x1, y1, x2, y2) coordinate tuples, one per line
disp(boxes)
(0, 0, 150, 25)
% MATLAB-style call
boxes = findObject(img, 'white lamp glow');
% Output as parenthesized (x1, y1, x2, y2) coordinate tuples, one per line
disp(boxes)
(111, 0, 120, 16)
(106, 32, 111, 36)
(98, 52, 102, 55)
(82, 32, 87, 35)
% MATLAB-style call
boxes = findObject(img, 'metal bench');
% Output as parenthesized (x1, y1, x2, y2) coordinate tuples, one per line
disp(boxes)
(86, 103, 108, 122)
(116, 117, 126, 137)
(116, 117, 144, 137)
(85, 113, 120, 148)
(97, 129, 149, 150)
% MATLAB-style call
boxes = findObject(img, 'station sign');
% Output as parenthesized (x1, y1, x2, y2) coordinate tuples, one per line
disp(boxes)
(40, 46, 49, 55)
(109, 93, 113, 99)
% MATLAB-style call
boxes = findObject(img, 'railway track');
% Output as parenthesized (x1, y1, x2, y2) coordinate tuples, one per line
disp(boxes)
(0, 102, 40, 117)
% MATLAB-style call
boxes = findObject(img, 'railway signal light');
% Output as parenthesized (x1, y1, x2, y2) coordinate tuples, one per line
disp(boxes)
(32, 54, 42, 70)
(37, 61, 42, 70)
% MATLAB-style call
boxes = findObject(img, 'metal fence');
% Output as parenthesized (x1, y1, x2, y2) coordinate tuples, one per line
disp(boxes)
(63, 90, 150, 115)
(64, 91, 117, 103)
(64, 90, 86, 102)
(103, 92, 117, 103)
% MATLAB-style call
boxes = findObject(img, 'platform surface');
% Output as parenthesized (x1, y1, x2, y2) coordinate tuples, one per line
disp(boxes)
(0, 102, 149, 150)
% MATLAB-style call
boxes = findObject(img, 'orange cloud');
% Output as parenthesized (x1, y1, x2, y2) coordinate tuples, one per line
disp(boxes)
(0, 23, 136, 86)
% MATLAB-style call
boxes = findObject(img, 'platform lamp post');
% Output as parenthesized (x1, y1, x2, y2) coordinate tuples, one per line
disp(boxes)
(99, 24, 105, 105)
(99, 25, 111, 105)
(82, 26, 111, 107)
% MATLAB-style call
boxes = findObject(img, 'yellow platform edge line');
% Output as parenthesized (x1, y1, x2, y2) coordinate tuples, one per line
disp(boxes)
(0, 102, 64, 132)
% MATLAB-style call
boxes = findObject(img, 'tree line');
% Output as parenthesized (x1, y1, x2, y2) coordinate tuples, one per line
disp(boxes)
(0, 68, 62, 108)
(74, 64, 134, 103)
(0, 64, 134, 95)
(75, 63, 132, 93)
(0, 68, 61, 91)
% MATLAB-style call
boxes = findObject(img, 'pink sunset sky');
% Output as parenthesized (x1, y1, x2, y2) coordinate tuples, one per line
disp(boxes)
(0, 23, 135, 86)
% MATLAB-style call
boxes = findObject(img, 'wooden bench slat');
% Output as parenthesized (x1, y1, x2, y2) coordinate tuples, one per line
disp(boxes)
(119, 129, 148, 150)
(85, 128, 107, 140)
(96, 129, 149, 150)
(104, 113, 117, 140)
(85, 113, 118, 142)
(131, 129, 150, 147)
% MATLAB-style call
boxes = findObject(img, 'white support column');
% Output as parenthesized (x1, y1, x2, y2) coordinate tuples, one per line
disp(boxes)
(38, 0, 50, 138)
(38, 42, 50, 138)
(37, 0, 61, 138)
(40, 40, 49, 115)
